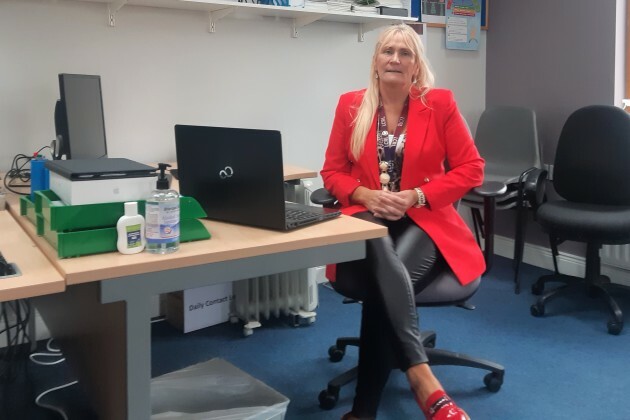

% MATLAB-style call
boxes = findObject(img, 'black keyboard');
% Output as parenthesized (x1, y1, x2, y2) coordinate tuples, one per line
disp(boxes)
(284, 202, 341, 229)
(286, 208, 320, 222)
(0, 252, 17, 277)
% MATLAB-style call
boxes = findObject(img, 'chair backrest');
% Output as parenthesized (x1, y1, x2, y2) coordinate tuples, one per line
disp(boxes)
(554, 105, 630, 205)
(475, 106, 541, 183)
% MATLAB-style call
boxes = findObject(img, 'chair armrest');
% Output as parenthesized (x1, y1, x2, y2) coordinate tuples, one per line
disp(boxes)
(310, 188, 338, 207)
(473, 181, 508, 197)
(522, 167, 547, 208)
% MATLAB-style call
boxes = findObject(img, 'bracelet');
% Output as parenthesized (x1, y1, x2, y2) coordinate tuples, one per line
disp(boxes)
(413, 187, 426, 208)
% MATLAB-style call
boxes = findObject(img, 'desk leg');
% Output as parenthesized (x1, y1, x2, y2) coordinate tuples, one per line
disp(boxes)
(33, 282, 129, 419)
(483, 195, 496, 274)
(35, 283, 154, 420)
(123, 294, 152, 420)
(28, 300, 37, 351)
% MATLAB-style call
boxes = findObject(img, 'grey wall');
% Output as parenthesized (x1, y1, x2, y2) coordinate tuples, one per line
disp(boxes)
(487, 0, 618, 163)
(485, 0, 620, 247)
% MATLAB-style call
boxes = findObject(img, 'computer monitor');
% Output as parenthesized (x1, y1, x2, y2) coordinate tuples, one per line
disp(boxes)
(54, 73, 108, 160)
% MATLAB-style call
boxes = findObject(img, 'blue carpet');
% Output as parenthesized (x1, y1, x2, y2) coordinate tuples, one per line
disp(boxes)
(4, 256, 630, 419)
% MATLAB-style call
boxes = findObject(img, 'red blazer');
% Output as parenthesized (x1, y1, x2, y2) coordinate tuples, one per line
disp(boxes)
(321, 88, 485, 285)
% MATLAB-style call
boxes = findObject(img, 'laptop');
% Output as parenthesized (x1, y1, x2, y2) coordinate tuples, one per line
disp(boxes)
(174, 125, 341, 231)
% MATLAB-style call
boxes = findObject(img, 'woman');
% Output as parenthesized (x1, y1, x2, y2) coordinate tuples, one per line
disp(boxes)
(321, 24, 485, 420)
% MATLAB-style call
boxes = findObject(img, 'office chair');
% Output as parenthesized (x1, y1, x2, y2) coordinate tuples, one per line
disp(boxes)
(462, 106, 547, 293)
(310, 189, 505, 411)
(530, 105, 630, 335)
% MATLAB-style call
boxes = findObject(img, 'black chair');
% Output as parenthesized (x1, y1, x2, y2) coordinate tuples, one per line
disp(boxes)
(310, 189, 505, 410)
(530, 105, 630, 335)
(462, 106, 547, 293)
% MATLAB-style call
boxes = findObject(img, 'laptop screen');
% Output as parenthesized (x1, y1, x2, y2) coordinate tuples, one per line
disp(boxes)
(175, 125, 287, 230)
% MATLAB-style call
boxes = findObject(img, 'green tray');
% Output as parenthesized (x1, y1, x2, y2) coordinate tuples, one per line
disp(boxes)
(19, 196, 37, 226)
(38, 215, 211, 259)
(35, 190, 207, 232)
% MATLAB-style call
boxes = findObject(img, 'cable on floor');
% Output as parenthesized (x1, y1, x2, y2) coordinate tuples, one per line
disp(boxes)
(30, 338, 77, 420)
(34, 380, 78, 420)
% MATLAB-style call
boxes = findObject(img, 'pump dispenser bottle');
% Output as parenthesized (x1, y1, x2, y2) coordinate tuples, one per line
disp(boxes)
(145, 163, 180, 254)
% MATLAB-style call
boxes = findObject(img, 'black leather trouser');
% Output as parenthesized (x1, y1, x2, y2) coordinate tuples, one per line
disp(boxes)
(333, 212, 445, 418)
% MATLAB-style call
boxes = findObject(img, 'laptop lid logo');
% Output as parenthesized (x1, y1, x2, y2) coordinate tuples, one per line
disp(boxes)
(219, 166, 234, 179)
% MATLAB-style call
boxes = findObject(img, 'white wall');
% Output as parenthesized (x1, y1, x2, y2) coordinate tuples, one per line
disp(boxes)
(615, 0, 626, 107)
(425, 27, 486, 135)
(1, 0, 485, 180)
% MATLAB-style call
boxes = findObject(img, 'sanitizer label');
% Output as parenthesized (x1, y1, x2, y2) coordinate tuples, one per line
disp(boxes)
(146, 202, 180, 244)
(126, 224, 142, 248)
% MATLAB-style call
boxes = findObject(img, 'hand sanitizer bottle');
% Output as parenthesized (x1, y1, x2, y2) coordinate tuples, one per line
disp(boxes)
(145, 163, 180, 254)
(116, 201, 146, 254)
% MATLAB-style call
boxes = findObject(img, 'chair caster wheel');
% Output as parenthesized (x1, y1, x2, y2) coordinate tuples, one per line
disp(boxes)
(607, 320, 623, 335)
(318, 389, 338, 410)
(483, 372, 503, 392)
(328, 345, 345, 362)
(530, 302, 545, 317)
(531, 283, 544, 295)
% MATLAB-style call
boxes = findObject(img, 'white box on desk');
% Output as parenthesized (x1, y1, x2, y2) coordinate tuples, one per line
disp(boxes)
(166, 283, 233, 333)
(49, 171, 157, 205)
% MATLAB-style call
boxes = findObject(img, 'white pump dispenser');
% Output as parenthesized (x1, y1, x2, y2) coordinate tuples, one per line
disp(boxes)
(145, 163, 180, 254)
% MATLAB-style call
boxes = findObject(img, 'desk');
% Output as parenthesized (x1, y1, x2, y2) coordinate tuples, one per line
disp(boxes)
(3, 165, 385, 420)
(0, 210, 64, 302)
(279, 164, 318, 181)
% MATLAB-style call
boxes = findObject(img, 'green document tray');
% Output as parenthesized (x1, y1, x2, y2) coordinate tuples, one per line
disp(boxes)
(19, 196, 38, 226)
(22, 190, 211, 258)
(37, 215, 210, 259)
(34, 190, 207, 232)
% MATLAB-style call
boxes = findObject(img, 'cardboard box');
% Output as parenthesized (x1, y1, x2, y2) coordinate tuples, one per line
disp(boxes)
(166, 283, 233, 333)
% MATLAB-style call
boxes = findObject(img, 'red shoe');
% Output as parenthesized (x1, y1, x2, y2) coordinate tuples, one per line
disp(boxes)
(423, 390, 470, 420)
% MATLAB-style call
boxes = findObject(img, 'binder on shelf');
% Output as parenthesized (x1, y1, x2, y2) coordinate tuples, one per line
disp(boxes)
(378, 6, 408, 17)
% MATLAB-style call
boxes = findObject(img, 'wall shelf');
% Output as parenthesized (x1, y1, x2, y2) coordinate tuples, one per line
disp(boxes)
(78, 0, 417, 41)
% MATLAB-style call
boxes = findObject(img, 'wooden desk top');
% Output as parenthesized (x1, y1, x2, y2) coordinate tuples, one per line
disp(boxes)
(167, 163, 318, 191)
(2, 162, 382, 289)
(6, 195, 385, 287)
(282, 164, 318, 181)
(167, 163, 317, 182)
(0, 209, 65, 302)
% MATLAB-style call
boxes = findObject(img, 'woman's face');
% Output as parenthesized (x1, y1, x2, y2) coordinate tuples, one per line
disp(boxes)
(375, 33, 418, 88)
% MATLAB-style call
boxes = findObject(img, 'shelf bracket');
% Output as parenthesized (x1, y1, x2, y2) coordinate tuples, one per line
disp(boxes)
(107, 0, 128, 27)
(357, 21, 390, 42)
(208, 8, 233, 33)
(291, 15, 324, 38)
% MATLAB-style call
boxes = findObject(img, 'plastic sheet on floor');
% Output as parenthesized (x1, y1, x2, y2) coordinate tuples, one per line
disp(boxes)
(151, 358, 289, 420)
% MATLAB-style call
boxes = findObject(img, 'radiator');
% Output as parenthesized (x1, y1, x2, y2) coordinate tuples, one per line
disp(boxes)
(284, 179, 314, 205)
(601, 244, 630, 271)
(230, 270, 318, 336)
(230, 180, 319, 336)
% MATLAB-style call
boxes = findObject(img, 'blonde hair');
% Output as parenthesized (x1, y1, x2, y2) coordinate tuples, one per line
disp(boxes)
(350, 24, 434, 159)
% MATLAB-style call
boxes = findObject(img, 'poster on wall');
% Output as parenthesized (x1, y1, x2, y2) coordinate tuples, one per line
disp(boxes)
(420, 0, 488, 29)
(445, 0, 482, 50)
